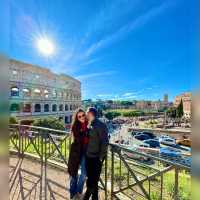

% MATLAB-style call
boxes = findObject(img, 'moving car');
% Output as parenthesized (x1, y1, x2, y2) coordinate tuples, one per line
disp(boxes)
(176, 138, 191, 147)
(135, 133, 151, 141)
(144, 139, 160, 148)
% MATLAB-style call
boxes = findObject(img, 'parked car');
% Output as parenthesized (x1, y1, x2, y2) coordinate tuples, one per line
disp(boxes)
(156, 124, 164, 128)
(135, 134, 151, 141)
(131, 131, 141, 137)
(159, 135, 173, 142)
(123, 148, 152, 163)
(144, 139, 160, 148)
(176, 139, 191, 147)
(138, 143, 150, 148)
(160, 147, 181, 158)
(160, 138, 176, 146)
(141, 131, 156, 139)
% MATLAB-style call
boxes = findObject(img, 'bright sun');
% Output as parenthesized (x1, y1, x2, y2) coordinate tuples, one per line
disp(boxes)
(37, 37, 55, 56)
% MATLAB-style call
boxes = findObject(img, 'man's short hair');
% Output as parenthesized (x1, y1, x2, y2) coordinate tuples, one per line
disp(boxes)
(87, 107, 98, 117)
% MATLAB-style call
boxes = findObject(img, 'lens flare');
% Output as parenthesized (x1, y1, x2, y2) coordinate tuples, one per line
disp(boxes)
(36, 37, 55, 56)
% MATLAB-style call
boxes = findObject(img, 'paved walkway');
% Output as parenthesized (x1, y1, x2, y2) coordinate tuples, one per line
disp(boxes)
(9, 154, 105, 200)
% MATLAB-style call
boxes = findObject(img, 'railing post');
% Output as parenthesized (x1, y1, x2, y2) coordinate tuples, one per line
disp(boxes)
(148, 180, 151, 197)
(127, 169, 130, 187)
(160, 174, 163, 200)
(44, 131, 47, 200)
(111, 146, 114, 200)
(174, 167, 179, 200)
(119, 154, 122, 190)
(104, 154, 108, 200)
(40, 130, 44, 200)
(18, 126, 22, 156)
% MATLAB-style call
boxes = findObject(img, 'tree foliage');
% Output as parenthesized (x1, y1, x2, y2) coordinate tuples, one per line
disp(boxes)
(166, 107, 177, 118)
(9, 116, 18, 124)
(33, 117, 65, 132)
(104, 111, 121, 120)
(120, 101, 133, 106)
(123, 111, 140, 117)
(176, 99, 184, 118)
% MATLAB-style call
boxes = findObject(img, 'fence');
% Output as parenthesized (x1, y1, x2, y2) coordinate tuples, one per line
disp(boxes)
(9, 124, 191, 200)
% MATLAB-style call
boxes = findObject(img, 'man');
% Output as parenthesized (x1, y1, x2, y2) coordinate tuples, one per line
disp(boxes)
(83, 107, 109, 200)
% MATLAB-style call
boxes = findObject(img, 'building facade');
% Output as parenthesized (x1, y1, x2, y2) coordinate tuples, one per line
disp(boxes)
(174, 92, 192, 118)
(83, 96, 171, 112)
(9, 59, 81, 124)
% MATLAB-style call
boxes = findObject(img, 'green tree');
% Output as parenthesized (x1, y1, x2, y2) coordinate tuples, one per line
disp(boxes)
(166, 107, 177, 118)
(176, 99, 184, 118)
(9, 116, 18, 124)
(104, 111, 121, 120)
(123, 111, 139, 117)
(123, 110, 144, 117)
(120, 101, 133, 106)
(33, 117, 65, 133)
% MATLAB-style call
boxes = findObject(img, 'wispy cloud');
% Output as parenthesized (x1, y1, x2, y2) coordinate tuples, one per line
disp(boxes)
(123, 92, 138, 97)
(78, 57, 101, 67)
(76, 70, 117, 81)
(85, 1, 176, 57)
(93, 86, 160, 100)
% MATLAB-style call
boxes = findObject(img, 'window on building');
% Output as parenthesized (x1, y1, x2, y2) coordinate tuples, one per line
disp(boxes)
(52, 104, 57, 112)
(23, 104, 31, 113)
(44, 90, 49, 98)
(59, 104, 63, 111)
(35, 75, 40, 79)
(70, 105, 73, 110)
(52, 90, 57, 98)
(23, 88, 31, 97)
(70, 115, 73, 123)
(44, 104, 49, 112)
(34, 89, 41, 97)
(11, 87, 19, 97)
(65, 104, 69, 111)
(34, 104, 41, 112)
(12, 70, 18, 75)
(10, 103, 20, 112)
(65, 116, 69, 124)
(58, 92, 63, 98)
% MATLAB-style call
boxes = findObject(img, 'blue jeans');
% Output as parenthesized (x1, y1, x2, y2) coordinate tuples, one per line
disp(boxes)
(70, 156, 86, 197)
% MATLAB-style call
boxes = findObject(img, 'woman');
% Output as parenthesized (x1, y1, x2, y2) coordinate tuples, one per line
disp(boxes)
(68, 108, 89, 199)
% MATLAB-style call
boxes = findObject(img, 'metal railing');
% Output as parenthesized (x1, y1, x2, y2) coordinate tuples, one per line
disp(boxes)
(9, 124, 191, 200)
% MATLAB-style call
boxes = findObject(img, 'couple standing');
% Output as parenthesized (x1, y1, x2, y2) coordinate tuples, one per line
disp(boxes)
(68, 107, 109, 200)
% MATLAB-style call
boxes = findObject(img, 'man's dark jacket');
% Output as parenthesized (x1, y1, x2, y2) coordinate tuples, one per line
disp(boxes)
(86, 119, 109, 160)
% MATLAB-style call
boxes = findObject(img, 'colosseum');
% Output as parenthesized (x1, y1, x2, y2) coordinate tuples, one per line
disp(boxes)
(9, 59, 81, 125)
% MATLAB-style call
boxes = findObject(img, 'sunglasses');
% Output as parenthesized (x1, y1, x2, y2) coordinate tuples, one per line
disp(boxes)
(77, 114, 86, 119)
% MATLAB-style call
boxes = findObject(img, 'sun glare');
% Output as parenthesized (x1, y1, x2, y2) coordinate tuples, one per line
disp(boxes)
(36, 37, 55, 56)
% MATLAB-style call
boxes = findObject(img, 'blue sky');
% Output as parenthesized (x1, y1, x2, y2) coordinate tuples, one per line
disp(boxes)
(5, 0, 198, 101)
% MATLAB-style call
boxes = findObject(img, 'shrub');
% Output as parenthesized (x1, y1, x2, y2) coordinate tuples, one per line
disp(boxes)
(33, 117, 65, 133)
(104, 111, 121, 120)
(9, 116, 18, 124)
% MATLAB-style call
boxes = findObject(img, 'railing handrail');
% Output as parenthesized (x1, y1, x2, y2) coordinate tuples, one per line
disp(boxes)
(109, 143, 191, 170)
(9, 124, 191, 170)
(10, 124, 69, 135)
